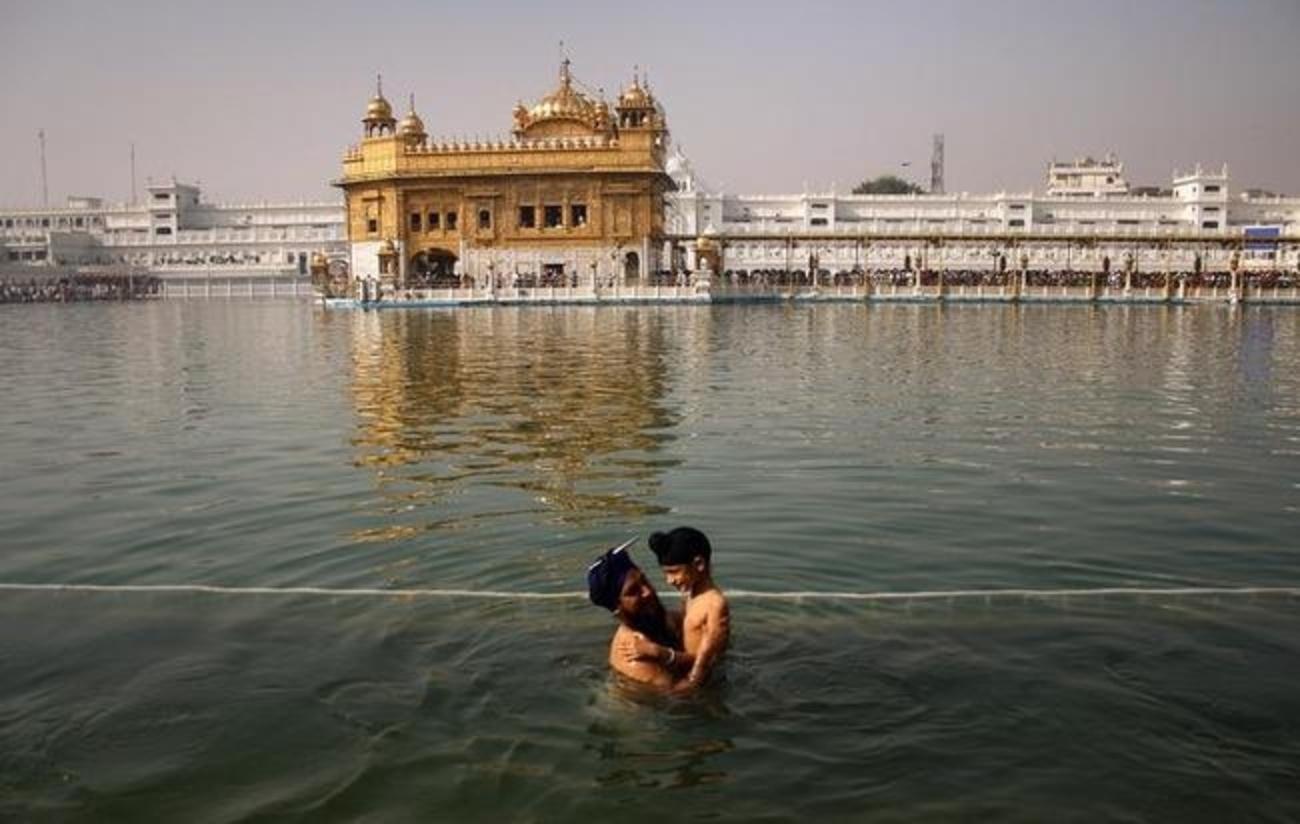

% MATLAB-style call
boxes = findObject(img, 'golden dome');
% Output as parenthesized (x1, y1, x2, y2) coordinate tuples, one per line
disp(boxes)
(377, 238, 397, 255)
(619, 76, 652, 108)
(364, 75, 395, 122)
(526, 58, 600, 125)
(367, 96, 393, 120)
(398, 95, 426, 137)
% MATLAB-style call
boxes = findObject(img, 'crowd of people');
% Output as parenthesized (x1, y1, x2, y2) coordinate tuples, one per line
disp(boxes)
(692, 268, 1300, 290)
(0, 275, 162, 304)
(396, 266, 1298, 293)
(51, 252, 280, 268)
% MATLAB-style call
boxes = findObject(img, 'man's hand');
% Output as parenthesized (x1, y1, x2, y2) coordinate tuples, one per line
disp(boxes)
(669, 673, 705, 696)
(616, 632, 664, 665)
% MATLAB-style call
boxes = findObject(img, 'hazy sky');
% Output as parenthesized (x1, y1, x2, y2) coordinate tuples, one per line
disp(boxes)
(2, 0, 1297, 207)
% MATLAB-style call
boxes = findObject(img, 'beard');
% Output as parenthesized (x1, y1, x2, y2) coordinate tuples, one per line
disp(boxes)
(626, 592, 678, 650)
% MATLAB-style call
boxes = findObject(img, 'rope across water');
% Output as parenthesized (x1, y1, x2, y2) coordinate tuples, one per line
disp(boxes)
(1, 582, 1297, 602)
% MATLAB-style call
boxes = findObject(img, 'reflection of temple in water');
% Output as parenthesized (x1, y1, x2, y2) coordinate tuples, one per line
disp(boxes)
(348, 308, 685, 535)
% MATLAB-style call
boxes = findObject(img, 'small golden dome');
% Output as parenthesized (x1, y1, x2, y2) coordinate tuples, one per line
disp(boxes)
(398, 95, 426, 137)
(364, 75, 395, 122)
(367, 96, 393, 120)
(378, 238, 397, 255)
(619, 77, 652, 108)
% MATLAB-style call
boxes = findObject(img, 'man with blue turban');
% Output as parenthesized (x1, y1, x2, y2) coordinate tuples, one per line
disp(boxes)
(587, 538, 682, 689)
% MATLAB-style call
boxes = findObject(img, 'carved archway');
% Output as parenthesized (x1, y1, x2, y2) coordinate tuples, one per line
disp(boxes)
(408, 249, 459, 287)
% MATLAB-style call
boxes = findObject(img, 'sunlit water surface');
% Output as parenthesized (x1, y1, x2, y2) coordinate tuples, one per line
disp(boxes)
(1, 301, 1298, 822)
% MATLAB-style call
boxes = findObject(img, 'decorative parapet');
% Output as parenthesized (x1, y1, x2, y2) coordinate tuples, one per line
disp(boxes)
(345, 135, 621, 162)
(405, 134, 619, 154)
(340, 134, 666, 184)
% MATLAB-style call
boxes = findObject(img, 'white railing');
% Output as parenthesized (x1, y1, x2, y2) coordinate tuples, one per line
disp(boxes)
(379, 284, 707, 303)
(161, 276, 312, 300)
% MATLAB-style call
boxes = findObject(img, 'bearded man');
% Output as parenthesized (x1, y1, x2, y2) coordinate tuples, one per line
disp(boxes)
(586, 539, 682, 690)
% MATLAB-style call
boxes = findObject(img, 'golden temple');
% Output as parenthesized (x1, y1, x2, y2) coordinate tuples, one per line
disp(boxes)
(338, 60, 674, 291)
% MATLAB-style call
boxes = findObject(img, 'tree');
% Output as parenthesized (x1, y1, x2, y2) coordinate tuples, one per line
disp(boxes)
(852, 175, 924, 195)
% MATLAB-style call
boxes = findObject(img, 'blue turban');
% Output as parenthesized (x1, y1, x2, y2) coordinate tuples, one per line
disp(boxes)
(587, 538, 639, 611)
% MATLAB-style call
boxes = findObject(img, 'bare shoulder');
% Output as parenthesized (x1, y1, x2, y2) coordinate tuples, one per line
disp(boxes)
(685, 588, 730, 634)
(691, 587, 729, 616)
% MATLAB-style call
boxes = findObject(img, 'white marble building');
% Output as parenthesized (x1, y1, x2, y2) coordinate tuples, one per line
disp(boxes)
(0, 180, 346, 275)
(664, 152, 1300, 273)
(4, 154, 1297, 283)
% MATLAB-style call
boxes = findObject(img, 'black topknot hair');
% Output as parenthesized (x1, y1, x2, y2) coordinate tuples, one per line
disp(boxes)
(648, 526, 712, 566)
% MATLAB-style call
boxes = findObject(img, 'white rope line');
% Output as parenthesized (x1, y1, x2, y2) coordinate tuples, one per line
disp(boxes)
(0, 583, 576, 599)
(726, 586, 1300, 601)
(0, 583, 1297, 601)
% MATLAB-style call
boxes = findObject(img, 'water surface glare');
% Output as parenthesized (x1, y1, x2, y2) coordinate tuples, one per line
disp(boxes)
(1, 301, 1298, 821)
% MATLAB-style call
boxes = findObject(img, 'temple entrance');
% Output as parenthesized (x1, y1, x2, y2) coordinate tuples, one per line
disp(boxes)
(541, 263, 567, 287)
(623, 251, 640, 284)
(408, 249, 458, 288)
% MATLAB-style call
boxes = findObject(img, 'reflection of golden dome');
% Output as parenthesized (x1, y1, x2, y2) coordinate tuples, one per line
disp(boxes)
(527, 58, 600, 124)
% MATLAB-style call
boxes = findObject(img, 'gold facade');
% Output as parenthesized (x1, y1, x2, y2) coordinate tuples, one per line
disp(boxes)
(339, 62, 673, 287)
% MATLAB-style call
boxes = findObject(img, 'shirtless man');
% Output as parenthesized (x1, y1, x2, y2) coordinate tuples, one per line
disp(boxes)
(627, 527, 730, 692)
(587, 540, 681, 690)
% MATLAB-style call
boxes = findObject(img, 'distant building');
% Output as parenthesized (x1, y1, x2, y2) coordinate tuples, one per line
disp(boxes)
(338, 62, 674, 288)
(6, 86, 1298, 288)
(664, 155, 1300, 273)
(0, 180, 345, 275)
(1046, 153, 1130, 197)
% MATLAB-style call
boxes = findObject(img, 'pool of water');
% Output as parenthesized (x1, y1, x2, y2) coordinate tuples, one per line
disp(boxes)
(1, 301, 1298, 821)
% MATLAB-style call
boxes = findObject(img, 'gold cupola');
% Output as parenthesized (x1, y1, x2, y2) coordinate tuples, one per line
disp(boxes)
(618, 72, 652, 109)
(616, 70, 662, 131)
(397, 94, 427, 147)
(512, 58, 609, 140)
(363, 75, 397, 137)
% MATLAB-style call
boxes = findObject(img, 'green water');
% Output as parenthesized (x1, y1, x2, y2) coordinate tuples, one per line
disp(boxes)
(1, 301, 1298, 821)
